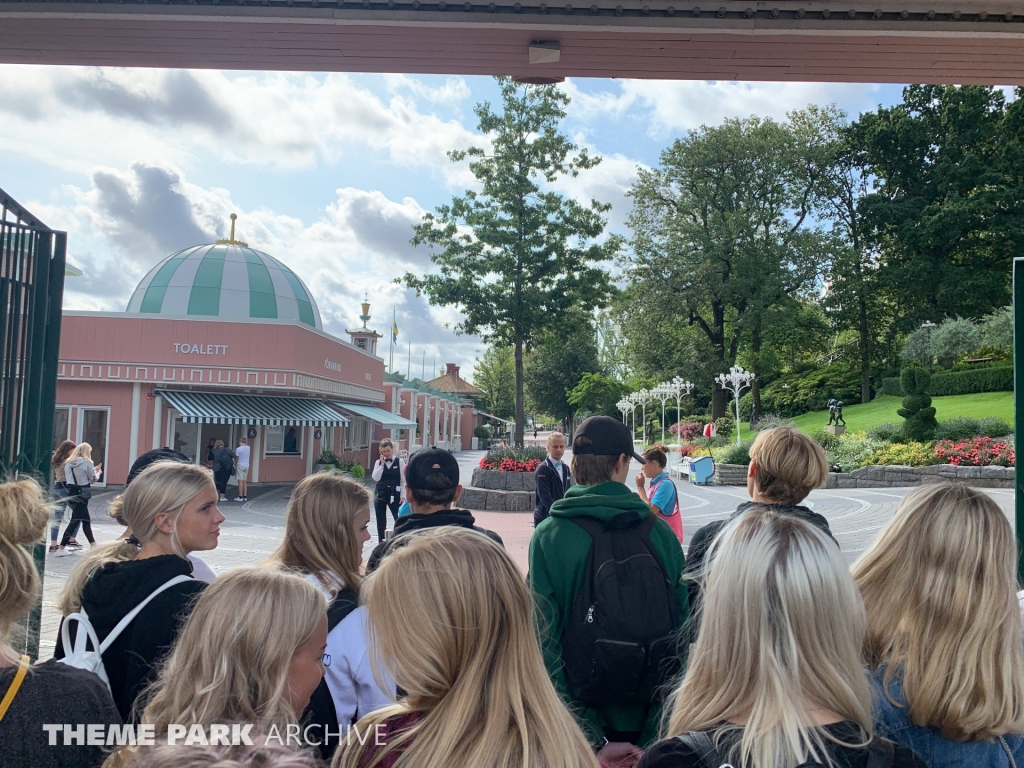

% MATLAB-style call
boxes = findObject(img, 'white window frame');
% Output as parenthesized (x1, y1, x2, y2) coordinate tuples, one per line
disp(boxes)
(264, 424, 304, 458)
(75, 406, 111, 488)
(344, 418, 370, 450)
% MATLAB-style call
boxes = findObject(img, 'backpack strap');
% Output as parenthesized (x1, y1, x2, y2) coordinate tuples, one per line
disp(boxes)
(98, 574, 194, 653)
(865, 737, 895, 768)
(0, 655, 30, 724)
(677, 732, 734, 768)
(326, 586, 359, 633)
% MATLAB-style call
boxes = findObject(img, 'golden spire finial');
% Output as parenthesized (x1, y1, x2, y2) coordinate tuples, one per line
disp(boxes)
(216, 212, 248, 246)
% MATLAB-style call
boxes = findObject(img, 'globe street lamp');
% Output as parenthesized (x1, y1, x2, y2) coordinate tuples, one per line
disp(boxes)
(635, 389, 652, 447)
(921, 320, 937, 370)
(664, 376, 694, 442)
(616, 398, 634, 425)
(715, 365, 755, 446)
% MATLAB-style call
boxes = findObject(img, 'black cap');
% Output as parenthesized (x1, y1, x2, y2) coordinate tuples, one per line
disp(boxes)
(127, 447, 191, 486)
(406, 447, 460, 491)
(572, 415, 645, 464)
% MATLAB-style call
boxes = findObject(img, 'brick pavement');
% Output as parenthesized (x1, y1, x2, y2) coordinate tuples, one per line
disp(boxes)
(37, 449, 1014, 659)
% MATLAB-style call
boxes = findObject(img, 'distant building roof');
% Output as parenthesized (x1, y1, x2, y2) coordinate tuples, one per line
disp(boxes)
(426, 363, 483, 396)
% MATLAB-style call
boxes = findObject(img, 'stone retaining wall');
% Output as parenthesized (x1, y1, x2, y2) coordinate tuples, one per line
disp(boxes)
(708, 462, 1014, 489)
(824, 463, 1014, 489)
(461, 469, 535, 512)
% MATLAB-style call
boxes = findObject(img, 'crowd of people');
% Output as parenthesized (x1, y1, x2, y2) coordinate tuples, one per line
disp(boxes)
(1, 417, 1022, 768)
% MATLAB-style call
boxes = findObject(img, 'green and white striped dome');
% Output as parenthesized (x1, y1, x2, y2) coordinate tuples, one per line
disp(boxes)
(127, 244, 322, 330)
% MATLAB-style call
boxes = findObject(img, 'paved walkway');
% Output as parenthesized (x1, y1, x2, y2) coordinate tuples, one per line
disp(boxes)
(37, 448, 1014, 659)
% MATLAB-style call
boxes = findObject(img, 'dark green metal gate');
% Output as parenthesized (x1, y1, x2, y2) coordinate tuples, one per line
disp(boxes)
(1, 186, 67, 659)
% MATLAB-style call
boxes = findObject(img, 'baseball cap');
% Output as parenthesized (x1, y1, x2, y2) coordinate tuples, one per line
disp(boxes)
(572, 415, 646, 464)
(405, 447, 460, 490)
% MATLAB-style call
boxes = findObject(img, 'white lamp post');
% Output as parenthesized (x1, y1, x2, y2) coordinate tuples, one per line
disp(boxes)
(715, 365, 755, 446)
(636, 389, 653, 447)
(665, 376, 694, 442)
(653, 383, 673, 445)
(616, 398, 633, 425)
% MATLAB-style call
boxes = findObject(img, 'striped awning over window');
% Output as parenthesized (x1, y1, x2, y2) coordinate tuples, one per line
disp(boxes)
(157, 390, 349, 427)
(333, 401, 419, 429)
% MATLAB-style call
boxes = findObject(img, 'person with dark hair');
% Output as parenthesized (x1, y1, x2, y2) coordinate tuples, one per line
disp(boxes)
(635, 444, 682, 543)
(211, 439, 234, 502)
(49, 439, 77, 552)
(366, 447, 502, 571)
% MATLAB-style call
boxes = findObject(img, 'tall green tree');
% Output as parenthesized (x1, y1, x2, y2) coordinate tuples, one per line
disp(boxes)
(404, 78, 620, 447)
(472, 345, 516, 421)
(525, 315, 601, 433)
(567, 372, 628, 419)
(624, 114, 829, 417)
(853, 85, 1017, 326)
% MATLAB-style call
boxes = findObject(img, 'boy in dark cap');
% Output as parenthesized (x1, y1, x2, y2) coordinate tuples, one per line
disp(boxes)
(529, 415, 687, 764)
(366, 447, 503, 571)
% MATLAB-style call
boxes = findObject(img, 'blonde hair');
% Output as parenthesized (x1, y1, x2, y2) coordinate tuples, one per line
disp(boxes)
(266, 472, 370, 595)
(748, 426, 829, 505)
(334, 528, 598, 768)
(109, 740, 322, 768)
(58, 461, 215, 614)
(214, 440, 224, 449)
(140, 568, 326, 732)
(546, 431, 566, 448)
(0, 479, 52, 652)
(69, 442, 94, 462)
(852, 483, 1024, 741)
(666, 508, 872, 768)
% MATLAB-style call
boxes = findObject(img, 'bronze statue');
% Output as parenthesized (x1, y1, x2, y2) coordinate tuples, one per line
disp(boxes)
(827, 399, 846, 427)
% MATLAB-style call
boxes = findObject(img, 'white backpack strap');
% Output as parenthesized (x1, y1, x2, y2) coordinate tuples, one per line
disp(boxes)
(99, 574, 194, 653)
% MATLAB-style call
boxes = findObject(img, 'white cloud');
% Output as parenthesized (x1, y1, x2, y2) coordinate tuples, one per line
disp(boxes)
(0, 66, 481, 183)
(564, 79, 884, 137)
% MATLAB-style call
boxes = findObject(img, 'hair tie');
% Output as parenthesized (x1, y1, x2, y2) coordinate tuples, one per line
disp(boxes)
(125, 535, 141, 547)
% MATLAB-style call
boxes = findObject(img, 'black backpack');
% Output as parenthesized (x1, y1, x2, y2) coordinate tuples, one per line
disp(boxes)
(560, 511, 682, 708)
(677, 730, 896, 768)
(302, 586, 359, 762)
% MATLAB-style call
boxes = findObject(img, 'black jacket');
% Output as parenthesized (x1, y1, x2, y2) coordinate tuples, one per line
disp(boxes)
(212, 446, 234, 473)
(684, 501, 837, 634)
(366, 508, 504, 571)
(54, 554, 207, 722)
(533, 457, 572, 526)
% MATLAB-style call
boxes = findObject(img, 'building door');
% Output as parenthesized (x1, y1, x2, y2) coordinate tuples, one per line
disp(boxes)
(52, 406, 70, 450)
(201, 423, 237, 464)
(77, 408, 109, 486)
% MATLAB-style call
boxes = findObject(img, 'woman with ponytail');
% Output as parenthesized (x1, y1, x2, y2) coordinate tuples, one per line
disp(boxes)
(55, 461, 224, 722)
(0, 478, 121, 767)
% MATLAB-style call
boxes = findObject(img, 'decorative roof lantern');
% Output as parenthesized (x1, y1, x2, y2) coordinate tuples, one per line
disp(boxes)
(347, 294, 383, 355)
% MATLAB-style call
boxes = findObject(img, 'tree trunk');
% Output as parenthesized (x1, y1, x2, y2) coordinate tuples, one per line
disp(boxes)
(750, 321, 762, 424)
(858, 293, 871, 404)
(514, 330, 525, 448)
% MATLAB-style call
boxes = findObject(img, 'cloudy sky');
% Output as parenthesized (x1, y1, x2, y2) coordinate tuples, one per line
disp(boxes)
(0, 66, 907, 380)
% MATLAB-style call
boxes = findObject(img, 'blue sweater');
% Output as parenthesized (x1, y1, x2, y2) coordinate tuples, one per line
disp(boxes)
(873, 667, 1024, 768)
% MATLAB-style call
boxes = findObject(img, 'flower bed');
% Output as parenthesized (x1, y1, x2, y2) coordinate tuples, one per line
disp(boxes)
(478, 446, 546, 473)
(934, 437, 1015, 467)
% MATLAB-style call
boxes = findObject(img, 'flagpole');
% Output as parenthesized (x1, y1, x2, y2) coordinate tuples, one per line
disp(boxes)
(421, 351, 425, 381)
(389, 307, 395, 373)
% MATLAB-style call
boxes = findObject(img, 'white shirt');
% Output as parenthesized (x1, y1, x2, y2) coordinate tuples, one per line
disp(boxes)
(306, 573, 395, 725)
(187, 554, 217, 584)
(371, 457, 406, 493)
(234, 444, 251, 467)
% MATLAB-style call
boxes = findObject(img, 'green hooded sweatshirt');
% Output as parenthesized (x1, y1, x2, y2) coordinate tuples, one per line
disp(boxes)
(528, 481, 688, 748)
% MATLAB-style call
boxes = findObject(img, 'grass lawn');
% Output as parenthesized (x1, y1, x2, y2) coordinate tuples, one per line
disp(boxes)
(788, 392, 1014, 435)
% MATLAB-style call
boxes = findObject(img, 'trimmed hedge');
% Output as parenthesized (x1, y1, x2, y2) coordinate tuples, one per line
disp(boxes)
(881, 366, 1012, 397)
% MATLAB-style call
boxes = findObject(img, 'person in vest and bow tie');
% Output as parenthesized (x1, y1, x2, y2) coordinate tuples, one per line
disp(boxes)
(534, 431, 572, 528)
(371, 439, 405, 542)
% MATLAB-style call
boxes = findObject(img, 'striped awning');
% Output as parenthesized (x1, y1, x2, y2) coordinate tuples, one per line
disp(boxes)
(333, 401, 419, 429)
(157, 390, 349, 427)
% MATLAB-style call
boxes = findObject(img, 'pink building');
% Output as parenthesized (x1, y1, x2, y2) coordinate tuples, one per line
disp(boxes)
(54, 236, 470, 488)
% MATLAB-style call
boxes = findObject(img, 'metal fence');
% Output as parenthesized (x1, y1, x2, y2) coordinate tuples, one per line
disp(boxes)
(1, 186, 67, 659)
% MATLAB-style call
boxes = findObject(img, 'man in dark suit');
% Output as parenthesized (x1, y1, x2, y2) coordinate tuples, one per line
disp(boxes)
(534, 431, 572, 527)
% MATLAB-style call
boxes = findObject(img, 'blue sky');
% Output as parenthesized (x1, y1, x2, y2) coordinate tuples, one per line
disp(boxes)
(0, 66, 907, 378)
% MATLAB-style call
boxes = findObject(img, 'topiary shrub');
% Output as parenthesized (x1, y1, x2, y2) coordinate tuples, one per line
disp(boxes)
(868, 422, 903, 442)
(978, 417, 1013, 438)
(933, 416, 982, 442)
(714, 416, 735, 442)
(897, 367, 938, 442)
